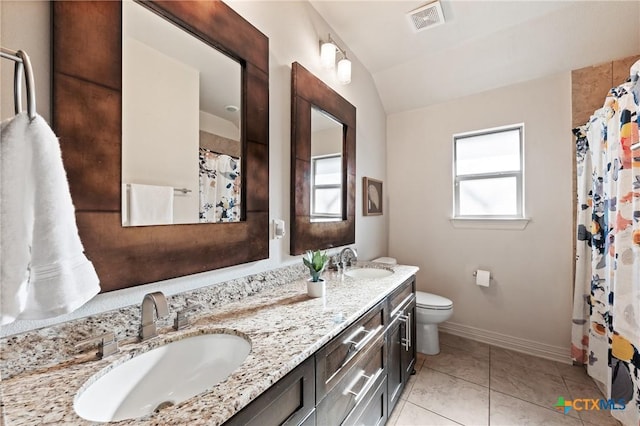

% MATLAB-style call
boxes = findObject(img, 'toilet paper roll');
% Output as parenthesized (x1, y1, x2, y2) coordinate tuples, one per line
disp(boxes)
(475, 270, 491, 287)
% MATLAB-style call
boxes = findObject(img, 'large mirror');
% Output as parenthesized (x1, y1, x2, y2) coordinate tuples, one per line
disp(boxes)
(122, 0, 242, 226)
(52, 0, 269, 292)
(290, 62, 356, 254)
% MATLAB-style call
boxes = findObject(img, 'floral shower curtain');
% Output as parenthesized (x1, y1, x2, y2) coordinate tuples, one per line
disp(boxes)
(198, 147, 241, 222)
(571, 60, 640, 425)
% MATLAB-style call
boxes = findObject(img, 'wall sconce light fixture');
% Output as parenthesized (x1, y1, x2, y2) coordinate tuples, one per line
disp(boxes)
(320, 34, 351, 85)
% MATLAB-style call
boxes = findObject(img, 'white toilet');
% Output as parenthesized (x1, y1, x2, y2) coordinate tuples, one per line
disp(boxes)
(371, 257, 453, 355)
(415, 291, 453, 355)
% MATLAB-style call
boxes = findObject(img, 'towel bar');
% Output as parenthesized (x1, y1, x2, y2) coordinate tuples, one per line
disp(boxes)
(173, 188, 192, 194)
(124, 184, 191, 195)
(1, 47, 36, 120)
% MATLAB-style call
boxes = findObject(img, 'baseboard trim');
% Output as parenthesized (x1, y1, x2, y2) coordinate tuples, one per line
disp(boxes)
(439, 321, 572, 364)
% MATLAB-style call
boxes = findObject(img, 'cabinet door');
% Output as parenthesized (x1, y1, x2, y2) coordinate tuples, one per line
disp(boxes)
(401, 300, 417, 383)
(386, 315, 404, 413)
(387, 296, 416, 414)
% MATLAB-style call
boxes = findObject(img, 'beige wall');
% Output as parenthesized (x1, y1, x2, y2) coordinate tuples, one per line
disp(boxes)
(0, 1, 50, 122)
(1, 0, 388, 335)
(122, 38, 200, 224)
(387, 73, 574, 358)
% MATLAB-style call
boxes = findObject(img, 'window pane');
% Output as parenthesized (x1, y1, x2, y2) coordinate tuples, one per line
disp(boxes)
(314, 188, 341, 215)
(459, 177, 518, 216)
(456, 129, 520, 175)
(314, 156, 342, 185)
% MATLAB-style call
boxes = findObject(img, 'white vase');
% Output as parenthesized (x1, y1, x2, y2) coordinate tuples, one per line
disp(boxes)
(307, 278, 325, 298)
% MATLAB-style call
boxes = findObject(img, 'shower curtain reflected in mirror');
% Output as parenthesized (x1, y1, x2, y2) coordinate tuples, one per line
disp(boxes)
(571, 61, 640, 426)
(198, 147, 241, 222)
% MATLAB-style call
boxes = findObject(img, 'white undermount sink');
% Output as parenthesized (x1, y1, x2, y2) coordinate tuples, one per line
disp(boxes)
(345, 267, 394, 279)
(74, 333, 251, 422)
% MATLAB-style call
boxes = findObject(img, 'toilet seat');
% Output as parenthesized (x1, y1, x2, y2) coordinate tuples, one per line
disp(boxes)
(416, 291, 453, 310)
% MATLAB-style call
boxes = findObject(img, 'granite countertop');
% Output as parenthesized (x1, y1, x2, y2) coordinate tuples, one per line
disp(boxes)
(0, 263, 418, 425)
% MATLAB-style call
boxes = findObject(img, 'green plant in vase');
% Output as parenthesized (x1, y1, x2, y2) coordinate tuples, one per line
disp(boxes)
(303, 250, 329, 282)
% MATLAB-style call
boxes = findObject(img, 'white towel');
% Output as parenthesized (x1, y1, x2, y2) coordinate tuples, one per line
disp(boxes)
(1, 113, 100, 325)
(127, 183, 173, 226)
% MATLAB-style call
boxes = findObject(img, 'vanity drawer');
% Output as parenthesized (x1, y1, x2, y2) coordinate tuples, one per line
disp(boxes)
(315, 300, 385, 401)
(388, 277, 415, 317)
(342, 374, 387, 426)
(316, 334, 386, 426)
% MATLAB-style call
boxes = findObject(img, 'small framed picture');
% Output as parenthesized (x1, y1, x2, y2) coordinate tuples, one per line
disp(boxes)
(363, 177, 383, 216)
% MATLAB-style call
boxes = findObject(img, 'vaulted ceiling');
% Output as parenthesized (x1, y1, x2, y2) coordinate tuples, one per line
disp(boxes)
(310, 0, 640, 114)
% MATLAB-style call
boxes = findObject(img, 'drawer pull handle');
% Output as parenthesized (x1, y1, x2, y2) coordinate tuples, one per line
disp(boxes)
(391, 293, 415, 317)
(343, 324, 383, 353)
(343, 368, 383, 402)
(405, 312, 412, 351)
(398, 313, 411, 351)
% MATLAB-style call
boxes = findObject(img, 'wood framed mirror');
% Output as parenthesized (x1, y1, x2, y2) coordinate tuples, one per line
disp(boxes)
(52, 0, 269, 292)
(290, 62, 356, 255)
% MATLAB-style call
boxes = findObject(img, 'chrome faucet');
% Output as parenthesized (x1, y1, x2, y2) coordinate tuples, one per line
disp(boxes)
(139, 291, 169, 341)
(339, 247, 358, 269)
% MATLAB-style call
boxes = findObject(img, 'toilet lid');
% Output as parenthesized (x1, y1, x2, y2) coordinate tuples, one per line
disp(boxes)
(416, 291, 453, 309)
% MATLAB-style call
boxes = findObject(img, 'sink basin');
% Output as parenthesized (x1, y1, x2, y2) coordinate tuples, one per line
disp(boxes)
(345, 268, 394, 279)
(74, 333, 251, 422)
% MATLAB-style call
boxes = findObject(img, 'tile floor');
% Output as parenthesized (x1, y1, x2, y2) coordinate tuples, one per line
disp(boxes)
(387, 333, 622, 426)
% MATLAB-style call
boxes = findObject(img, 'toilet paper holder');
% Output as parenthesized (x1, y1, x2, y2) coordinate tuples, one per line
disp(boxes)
(473, 269, 491, 287)
(472, 271, 491, 279)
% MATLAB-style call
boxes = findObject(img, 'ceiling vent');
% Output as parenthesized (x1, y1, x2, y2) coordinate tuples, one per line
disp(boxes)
(407, 1, 445, 32)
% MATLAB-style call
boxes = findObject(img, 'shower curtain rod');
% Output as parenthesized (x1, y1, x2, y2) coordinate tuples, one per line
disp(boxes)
(1, 46, 36, 120)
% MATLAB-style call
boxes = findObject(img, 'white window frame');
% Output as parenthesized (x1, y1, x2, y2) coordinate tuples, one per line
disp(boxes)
(452, 124, 526, 223)
(311, 154, 342, 220)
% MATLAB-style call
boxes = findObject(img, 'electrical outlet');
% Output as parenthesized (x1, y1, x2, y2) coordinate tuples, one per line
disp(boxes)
(273, 219, 286, 239)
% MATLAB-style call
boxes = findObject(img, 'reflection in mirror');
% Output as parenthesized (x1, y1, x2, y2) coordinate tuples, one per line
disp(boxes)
(310, 107, 344, 222)
(121, 0, 242, 226)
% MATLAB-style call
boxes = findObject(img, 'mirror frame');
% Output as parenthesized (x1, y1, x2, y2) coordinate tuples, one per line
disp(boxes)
(52, 0, 269, 292)
(290, 62, 356, 255)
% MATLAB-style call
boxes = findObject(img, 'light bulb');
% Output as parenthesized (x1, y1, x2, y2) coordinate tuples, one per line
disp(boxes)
(320, 41, 337, 70)
(337, 57, 351, 84)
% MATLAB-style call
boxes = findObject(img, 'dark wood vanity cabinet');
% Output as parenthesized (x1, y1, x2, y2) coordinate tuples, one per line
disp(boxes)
(386, 278, 417, 414)
(226, 276, 416, 426)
